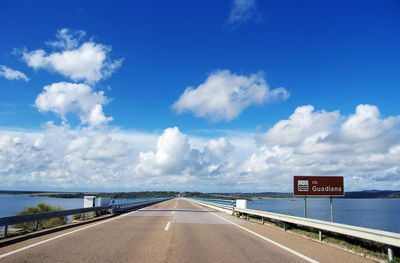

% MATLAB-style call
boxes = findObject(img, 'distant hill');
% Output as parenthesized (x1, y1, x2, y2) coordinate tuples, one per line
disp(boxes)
(0, 190, 58, 195)
(0, 190, 179, 198)
(181, 190, 400, 199)
(181, 192, 293, 200)
(343, 190, 400, 198)
(1, 190, 399, 199)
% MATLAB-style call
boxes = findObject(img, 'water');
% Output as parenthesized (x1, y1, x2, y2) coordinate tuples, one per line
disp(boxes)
(248, 198, 400, 233)
(1, 196, 399, 233)
(0, 195, 83, 219)
(0, 195, 160, 219)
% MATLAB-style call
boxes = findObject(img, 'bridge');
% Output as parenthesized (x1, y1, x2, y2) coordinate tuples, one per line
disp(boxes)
(0, 198, 392, 262)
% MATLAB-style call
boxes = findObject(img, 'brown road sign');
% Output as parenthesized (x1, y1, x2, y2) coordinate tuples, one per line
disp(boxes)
(293, 176, 344, 196)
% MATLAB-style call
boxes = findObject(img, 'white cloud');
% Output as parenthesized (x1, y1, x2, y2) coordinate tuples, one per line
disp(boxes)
(0, 65, 29, 81)
(173, 70, 289, 121)
(46, 28, 86, 50)
(136, 128, 238, 180)
(87, 104, 113, 126)
(258, 104, 400, 154)
(0, 125, 135, 190)
(258, 105, 340, 146)
(1, 104, 400, 192)
(0, 126, 239, 191)
(22, 28, 122, 83)
(228, 0, 258, 26)
(203, 138, 235, 164)
(245, 104, 400, 191)
(136, 127, 190, 175)
(341, 104, 398, 142)
(35, 82, 112, 127)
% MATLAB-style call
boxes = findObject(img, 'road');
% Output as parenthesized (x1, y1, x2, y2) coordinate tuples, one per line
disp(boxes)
(0, 198, 375, 262)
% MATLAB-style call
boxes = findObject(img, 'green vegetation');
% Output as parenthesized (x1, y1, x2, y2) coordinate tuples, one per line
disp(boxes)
(72, 213, 82, 220)
(14, 202, 66, 231)
(28, 191, 179, 199)
(180, 192, 225, 199)
(180, 192, 292, 200)
(343, 190, 400, 199)
(106, 191, 178, 199)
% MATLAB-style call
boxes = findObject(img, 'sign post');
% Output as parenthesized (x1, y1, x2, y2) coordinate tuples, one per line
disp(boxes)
(294, 176, 344, 221)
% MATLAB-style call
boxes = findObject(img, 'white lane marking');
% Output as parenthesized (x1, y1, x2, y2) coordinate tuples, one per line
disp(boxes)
(0, 209, 139, 260)
(191, 201, 319, 263)
(172, 199, 177, 215)
(164, 221, 171, 231)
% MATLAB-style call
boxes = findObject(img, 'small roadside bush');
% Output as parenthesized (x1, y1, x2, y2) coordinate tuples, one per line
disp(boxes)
(72, 214, 82, 220)
(14, 202, 66, 231)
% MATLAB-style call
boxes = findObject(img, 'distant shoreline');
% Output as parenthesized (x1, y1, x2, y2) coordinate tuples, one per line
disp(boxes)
(1, 190, 399, 199)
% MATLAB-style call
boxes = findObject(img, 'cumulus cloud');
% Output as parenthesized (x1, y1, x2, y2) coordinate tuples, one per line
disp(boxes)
(246, 104, 400, 191)
(258, 104, 400, 154)
(1, 105, 400, 192)
(228, 0, 259, 26)
(22, 28, 122, 83)
(173, 70, 289, 121)
(87, 104, 113, 127)
(0, 65, 29, 81)
(136, 127, 237, 177)
(136, 127, 193, 176)
(0, 125, 135, 189)
(203, 138, 235, 164)
(341, 104, 398, 142)
(0, 125, 239, 191)
(258, 105, 340, 146)
(35, 82, 113, 127)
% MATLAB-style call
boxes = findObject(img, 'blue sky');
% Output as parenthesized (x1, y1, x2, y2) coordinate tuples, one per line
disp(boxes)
(0, 0, 400, 192)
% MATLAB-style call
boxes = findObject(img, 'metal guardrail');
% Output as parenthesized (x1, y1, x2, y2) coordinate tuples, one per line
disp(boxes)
(234, 207, 400, 247)
(186, 198, 235, 211)
(190, 198, 400, 261)
(0, 198, 171, 238)
(0, 206, 111, 227)
(111, 198, 172, 213)
(191, 198, 235, 207)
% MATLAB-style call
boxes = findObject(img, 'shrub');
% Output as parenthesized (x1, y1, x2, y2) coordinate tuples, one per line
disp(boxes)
(14, 202, 66, 231)
(72, 214, 82, 220)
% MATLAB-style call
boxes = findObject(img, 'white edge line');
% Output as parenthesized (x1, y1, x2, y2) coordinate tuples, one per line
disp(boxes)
(164, 221, 171, 231)
(191, 200, 319, 263)
(0, 210, 139, 259)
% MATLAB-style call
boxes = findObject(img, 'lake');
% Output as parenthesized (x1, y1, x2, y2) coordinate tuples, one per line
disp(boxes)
(1, 195, 399, 233)
(248, 198, 400, 233)
(0, 195, 158, 220)
(0, 195, 84, 219)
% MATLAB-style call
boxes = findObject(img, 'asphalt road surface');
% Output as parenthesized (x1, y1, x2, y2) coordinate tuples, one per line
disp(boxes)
(0, 198, 375, 262)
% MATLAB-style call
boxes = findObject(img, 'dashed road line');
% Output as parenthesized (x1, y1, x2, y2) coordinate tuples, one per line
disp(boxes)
(164, 221, 171, 231)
